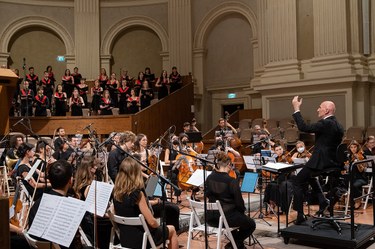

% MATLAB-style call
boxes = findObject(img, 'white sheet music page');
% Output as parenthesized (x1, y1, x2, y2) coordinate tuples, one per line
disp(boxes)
(263, 162, 292, 170)
(85, 180, 114, 217)
(186, 169, 212, 186)
(28, 193, 88, 247)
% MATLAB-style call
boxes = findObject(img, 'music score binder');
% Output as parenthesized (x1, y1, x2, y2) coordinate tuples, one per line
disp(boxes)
(241, 172, 258, 193)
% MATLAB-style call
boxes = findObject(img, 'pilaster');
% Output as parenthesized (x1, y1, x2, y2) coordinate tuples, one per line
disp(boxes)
(0, 53, 10, 68)
(306, 0, 355, 78)
(260, 0, 301, 84)
(168, 0, 192, 74)
(74, 0, 100, 80)
(369, 0, 375, 72)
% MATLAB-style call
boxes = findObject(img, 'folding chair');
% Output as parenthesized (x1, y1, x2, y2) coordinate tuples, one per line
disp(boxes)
(187, 199, 238, 249)
(0, 165, 10, 197)
(109, 213, 167, 249)
(23, 231, 61, 249)
(18, 179, 33, 227)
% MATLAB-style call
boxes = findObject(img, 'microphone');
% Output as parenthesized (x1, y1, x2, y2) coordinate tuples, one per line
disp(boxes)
(22, 58, 26, 70)
(97, 133, 117, 148)
(13, 118, 24, 127)
(82, 123, 94, 131)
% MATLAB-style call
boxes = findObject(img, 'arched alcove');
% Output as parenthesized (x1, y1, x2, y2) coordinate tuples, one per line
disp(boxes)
(111, 26, 163, 77)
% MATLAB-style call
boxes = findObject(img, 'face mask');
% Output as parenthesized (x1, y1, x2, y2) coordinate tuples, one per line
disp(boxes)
(297, 147, 305, 153)
(172, 140, 179, 145)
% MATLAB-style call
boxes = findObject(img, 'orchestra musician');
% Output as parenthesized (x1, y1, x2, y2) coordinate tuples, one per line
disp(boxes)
(107, 131, 136, 183)
(291, 96, 344, 225)
(133, 133, 155, 178)
(344, 140, 367, 209)
(264, 144, 293, 214)
(6, 133, 24, 172)
(52, 137, 74, 162)
(216, 117, 237, 137)
(291, 140, 312, 161)
(27, 160, 84, 249)
(206, 151, 256, 249)
(113, 157, 179, 249)
(16, 143, 51, 201)
(363, 135, 375, 156)
(53, 127, 66, 152)
(164, 134, 181, 199)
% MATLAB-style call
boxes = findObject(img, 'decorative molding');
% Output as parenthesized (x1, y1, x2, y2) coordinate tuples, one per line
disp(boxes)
(0, 15, 75, 55)
(0, 0, 167, 8)
(193, 1, 258, 49)
(101, 15, 168, 55)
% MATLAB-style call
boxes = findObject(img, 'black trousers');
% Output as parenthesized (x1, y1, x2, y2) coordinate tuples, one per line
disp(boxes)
(207, 210, 256, 248)
(293, 166, 326, 214)
(152, 201, 180, 231)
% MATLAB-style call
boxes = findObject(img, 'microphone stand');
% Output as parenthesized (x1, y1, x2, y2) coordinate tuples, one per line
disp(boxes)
(107, 140, 180, 249)
(163, 143, 215, 249)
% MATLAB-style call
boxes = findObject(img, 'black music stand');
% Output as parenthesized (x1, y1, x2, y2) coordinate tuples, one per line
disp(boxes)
(186, 132, 202, 143)
(252, 156, 272, 226)
(241, 172, 264, 249)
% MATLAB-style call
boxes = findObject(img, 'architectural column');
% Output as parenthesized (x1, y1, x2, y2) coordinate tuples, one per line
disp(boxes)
(74, 0, 100, 80)
(254, 0, 267, 77)
(369, 0, 375, 71)
(260, 0, 301, 84)
(0, 53, 9, 68)
(349, 0, 367, 74)
(168, 0, 192, 75)
(306, 0, 354, 78)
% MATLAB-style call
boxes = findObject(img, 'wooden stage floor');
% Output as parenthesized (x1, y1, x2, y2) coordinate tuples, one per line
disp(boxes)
(174, 191, 375, 249)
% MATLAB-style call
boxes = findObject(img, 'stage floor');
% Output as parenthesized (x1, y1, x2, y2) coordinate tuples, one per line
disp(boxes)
(175, 191, 375, 249)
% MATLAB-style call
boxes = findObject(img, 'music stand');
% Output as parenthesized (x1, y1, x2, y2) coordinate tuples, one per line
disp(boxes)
(241, 172, 264, 248)
(186, 132, 202, 143)
(252, 156, 272, 226)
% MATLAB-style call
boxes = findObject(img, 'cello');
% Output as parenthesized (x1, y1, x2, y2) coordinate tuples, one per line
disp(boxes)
(176, 146, 198, 190)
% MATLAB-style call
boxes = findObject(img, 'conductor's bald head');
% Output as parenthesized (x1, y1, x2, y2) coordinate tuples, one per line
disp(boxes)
(318, 100, 336, 119)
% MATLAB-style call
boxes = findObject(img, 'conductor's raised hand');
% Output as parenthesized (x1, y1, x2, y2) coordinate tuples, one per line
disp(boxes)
(292, 96, 302, 112)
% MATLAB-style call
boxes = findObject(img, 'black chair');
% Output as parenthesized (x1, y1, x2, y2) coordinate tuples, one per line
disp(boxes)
(311, 144, 354, 234)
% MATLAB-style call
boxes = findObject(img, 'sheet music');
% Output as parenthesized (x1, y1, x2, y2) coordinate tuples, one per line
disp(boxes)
(243, 156, 258, 171)
(292, 157, 307, 165)
(28, 194, 88, 247)
(85, 180, 114, 217)
(186, 169, 212, 187)
(263, 162, 293, 171)
(24, 159, 42, 181)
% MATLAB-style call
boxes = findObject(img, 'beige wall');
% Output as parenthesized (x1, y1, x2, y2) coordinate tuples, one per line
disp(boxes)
(111, 28, 163, 78)
(8, 28, 66, 80)
(0, 0, 375, 132)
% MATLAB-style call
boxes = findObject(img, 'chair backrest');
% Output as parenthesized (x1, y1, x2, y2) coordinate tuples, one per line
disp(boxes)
(284, 127, 299, 144)
(239, 128, 252, 141)
(251, 118, 264, 129)
(344, 126, 364, 144)
(82, 108, 90, 116)
(111, 213, 158, 249)
(366, 126, 375, 138)
(24, 231, 61, 249)
(238, 119, 250, 130)
(278, 118, 294, 129)
(265, 118, 278, 129)
(112, 107, 120, 115)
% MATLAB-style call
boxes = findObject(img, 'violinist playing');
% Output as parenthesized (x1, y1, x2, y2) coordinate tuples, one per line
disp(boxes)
(291, 140, 312, 162)
(264, 144, 294, 214)
(343, 140, 367, 209)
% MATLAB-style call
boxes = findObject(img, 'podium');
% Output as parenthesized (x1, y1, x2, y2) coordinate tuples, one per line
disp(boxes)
(0, 68, 18, 135)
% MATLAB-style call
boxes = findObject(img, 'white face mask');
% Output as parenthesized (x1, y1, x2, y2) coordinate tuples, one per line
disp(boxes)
(297, 147, 305, 153)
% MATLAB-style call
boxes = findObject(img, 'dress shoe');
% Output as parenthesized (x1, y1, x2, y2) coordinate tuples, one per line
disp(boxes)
(316, 199, 330, 216)
(294, 213, 307, 225)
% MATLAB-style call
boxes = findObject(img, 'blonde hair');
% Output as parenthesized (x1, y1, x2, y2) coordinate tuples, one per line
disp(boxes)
(113, 157, 144, 202)
(73, 159, 95, 199)
(215, 151, 232, 170)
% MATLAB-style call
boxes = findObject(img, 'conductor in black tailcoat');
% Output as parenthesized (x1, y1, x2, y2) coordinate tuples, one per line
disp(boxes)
(291, 96, 344, 224)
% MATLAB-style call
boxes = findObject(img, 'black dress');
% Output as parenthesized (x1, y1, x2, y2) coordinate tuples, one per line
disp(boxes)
(77, 85, 89, 107)
(140, 88, 154, 109)
(91, 87, 103, 113)
(169, 73, 182, 93)
(34, 94, 49, 116)
(62, 76, 74, 99)
(127, 97, 139, 114)
(157, 78, 169, 100)
(54, 92, 67, 116)
(17, 164, 43, 201)
(40, 78, 54, 108)
(113, 189, 169, 249)
(70, 97, 83, 116)
(106, 81, 118, 107)
(118, 86, 131, 114)
(19, 88, 34, 116)
(100, 97, 113, 115)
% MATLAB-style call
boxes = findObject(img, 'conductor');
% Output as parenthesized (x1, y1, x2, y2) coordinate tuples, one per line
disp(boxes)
(291, 96, 344, 225)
